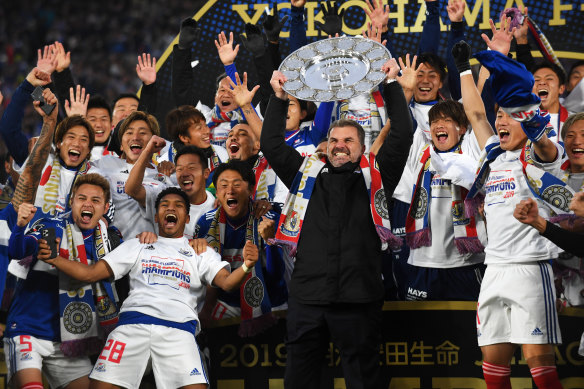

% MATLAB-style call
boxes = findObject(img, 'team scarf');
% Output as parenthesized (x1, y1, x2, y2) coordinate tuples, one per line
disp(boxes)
(406, 144, 485, 254)
(207, 105, 244, 142)
(273, 153, 399, 256)
(34, 154, 91, 216)
(336, 88, 387, 133)
(206, 203, 276, 337)
(59, 219, 118, 357)
(252, 155, 276, 201)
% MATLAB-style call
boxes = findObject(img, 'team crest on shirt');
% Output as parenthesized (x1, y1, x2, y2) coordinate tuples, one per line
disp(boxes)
(243, 276, 264, 308)
(451, 201, 468, 224)
(374, 189, 389, 219)
(280, 211, 300, 237)
(179, 248, 192, 257)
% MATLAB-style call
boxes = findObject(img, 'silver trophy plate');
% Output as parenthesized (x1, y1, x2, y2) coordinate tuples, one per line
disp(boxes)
(279, 36, 391, 102)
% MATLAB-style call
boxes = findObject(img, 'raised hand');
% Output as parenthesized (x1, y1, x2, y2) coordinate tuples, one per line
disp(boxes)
(315, 1, 344, 37)
(513, 198, 545, 232)
(512, 7, 529, 44)
(270, 71, 287, 100)
(263, 4, 289, 43)
(240, 23, 265, 58)
(481, 17, 515, 56)
(364, 0, 389, 32)
(136, 53, 157, 85)
(242, 240, 259, 267)
(145, 135, 167, 154)
(226, 72, 260, 108)
(381, 57, 400, 80)
(258, 217, 276, 242)
(53, 41, 71, 72)
(447, 0, 465, 23)
(36, 45, 57, 75)
(362, 22, 386, 45)
(26, 67, 51, 87)
(16, 203, 37, 227)
(178, 17, 201, 50)
(451, 40, 472, 73)
(396, 54, 419, 91)
(65, 85, 89, 117)
(33, 88, 59, 121)
(215, 31, 240, 66)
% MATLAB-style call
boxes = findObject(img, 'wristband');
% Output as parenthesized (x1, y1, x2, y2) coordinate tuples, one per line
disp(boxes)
(384, 78, 397, 84)
(241, 262, 253, 274)
(460, 70, 472, 77)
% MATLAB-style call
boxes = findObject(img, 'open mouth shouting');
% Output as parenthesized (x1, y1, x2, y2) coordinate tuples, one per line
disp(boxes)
(434, 130, 449, 144)
(228, 142, 240, 157)
(537, 88, 549, 101)
(498, 129, 510, 142)
(68, 149, 82, 164)
(571, 147, 584, 158)
(80, 209, 94, 224)
(129, 142, 143, 155)
(179, 177, 194, 192)
(164, 213, 178, 228)
(226, 197, 238, 210)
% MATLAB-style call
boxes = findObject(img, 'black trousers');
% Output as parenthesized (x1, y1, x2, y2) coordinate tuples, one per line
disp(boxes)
(284, 298, 383, 389)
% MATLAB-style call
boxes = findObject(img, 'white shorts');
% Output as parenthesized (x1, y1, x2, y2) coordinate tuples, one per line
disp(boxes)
(3, 335, 92, 388)
(89, 323, 208, 389)
(477, 261, 562, 346)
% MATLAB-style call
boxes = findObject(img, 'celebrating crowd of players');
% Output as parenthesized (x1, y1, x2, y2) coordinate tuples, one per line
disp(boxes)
(0, 0, 583, 388)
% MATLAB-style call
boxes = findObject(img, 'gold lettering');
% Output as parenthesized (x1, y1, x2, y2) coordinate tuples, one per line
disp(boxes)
(554, 344, 568, 365)
(232, 4, 270, 25)
(561, 377, 584, 389)
(550, 0, 573, 26)
(389, 377, 421, 389)
(217, 380, 245, 389)
(260, 343, 273, 367)
(240, 344, 259, 367)
(220, 344, 238, 367)
(275, 343, 287, 367)
(510, 378, 535, 389)
(339, 0, 369, 35)
(388, 0, 408, 33)
(566, 341, 584, 365)
(410, 341, 434, 365)
(305, 1, 321, 36)
(463, 0, 490, 29)
(432, 377, 486, 389)
(268, 379, 284, 389)
(386, 342, 408, 365)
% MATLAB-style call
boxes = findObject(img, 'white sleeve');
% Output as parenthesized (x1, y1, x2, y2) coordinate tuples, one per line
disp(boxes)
(143, 185, 162, 221)
(196, 249, 230, 286)
(102, 239, 142, 280)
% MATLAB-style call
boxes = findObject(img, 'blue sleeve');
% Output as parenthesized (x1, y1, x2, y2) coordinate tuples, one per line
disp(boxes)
(289, 5, 308, 53)
(194, 213, 212, 239)
(0, 79, 34, 166)
(8, 225, 38, 259)
(446, 22, 466, 101)
(224, 63, 238, 83)
(380, 31, 397, 59)
(481, 78, 496, 131)
(309, 101, 335, 145)
(417, 1, 441, 56)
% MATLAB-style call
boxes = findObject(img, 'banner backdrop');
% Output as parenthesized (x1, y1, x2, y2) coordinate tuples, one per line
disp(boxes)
(204, 302, 584, 389)
(149, 0, 584, 124)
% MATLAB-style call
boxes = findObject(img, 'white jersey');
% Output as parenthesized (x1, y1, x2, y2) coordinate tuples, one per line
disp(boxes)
(144, 185, 215, 240)
(406, 130, 485, 268)
(482, 137, 564, 264)
(89, 145, 115, 162)
(103, 237, 229, 333)
(92, 155, 167, 239)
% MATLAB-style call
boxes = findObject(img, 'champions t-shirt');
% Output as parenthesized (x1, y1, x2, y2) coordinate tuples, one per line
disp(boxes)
(103, 237, 228, 333)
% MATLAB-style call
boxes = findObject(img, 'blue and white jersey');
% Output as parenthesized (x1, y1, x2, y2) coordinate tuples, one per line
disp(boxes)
(285, 124, 326, 158)
(5, 217, 98, 341)
(0, 204, 19, 303)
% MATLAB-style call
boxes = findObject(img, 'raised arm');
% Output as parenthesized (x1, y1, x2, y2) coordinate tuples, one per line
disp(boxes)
(289, 0, 308, 52)
(212, 241, 259, 292)
(12, 88, 59, 209)
(418, 0, 440, 56)
(125, 135, 166, 208)
(43, 252, 113, 283)
(446, 0, 466, 100)
(226, 72, 262, 139)
(136, 53, 158, 114)
(260, 71, 304, 188)
(453, 41, 493, 149)
(172, 18, 200, 107)
(51, 41, 75, 117)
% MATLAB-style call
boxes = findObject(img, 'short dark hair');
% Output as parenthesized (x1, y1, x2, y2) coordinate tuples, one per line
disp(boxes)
(155, 187, 190, 214)
(418, 52, 447, 82)
(174, 145, 209, 169)
(532, 60, 566, 85)
(165, 105, 206, 142)
(212, 159, 255, 189)
(569, 60, 584, 77)
(54, 115, 95, 151)
(71, 173, 111, 204)
(428, 100, 470, 130)
(327, 119, 365, 146)
(87, 96, 112, 119)
(113, 93, 139, 109)
(561, 112, 584, 140)
(216, 73, 228, 89)
(118, 111, 160, 143)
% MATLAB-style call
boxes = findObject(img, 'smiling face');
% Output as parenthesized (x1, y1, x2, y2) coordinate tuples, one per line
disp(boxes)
(121, 120, 153, 164)
(112, 97, 139, 126)
(495, 108, 527, 151)
(58, 125, 91, 167)
(215, 77, 237, 113)
(178, 119, 211, 149)
(175, 153, 209, 199)
(155, 193, 190, 238)
(226, 124, 259, 160)
(414, 63, 443, 103)
(327, 126, 365, 168)
(86, 107, 112, 144)
(563, 119, 584, 173)
(533, 67, 565, 112)
(215, 169, 251, 219)
(430, 115, 465, 152)
(286, 96, 307, 132)
(71, 183, 110, 230)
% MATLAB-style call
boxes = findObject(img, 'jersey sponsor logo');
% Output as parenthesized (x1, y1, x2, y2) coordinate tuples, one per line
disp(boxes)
(531, 327, 544, 336)
(190, 368, 201, 376)
(20, 352, 32, 361)
(406, 287, 427, 299)
(94, 362, 106, 372)
(141, 256, 191, 289)
(178, 248, 193, 257)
